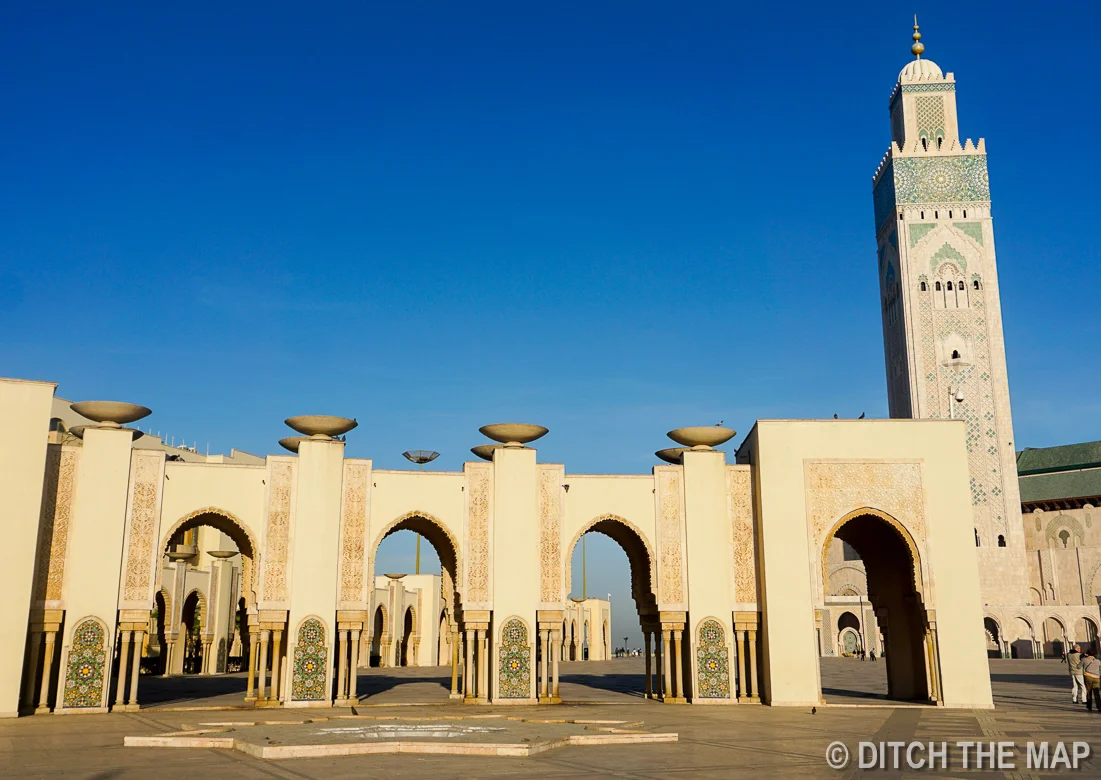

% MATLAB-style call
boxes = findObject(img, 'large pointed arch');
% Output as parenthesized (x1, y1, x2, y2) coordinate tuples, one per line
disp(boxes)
(370, 511, 464, 619)
(819, 507, 932, 701)
(160, 507, 258, 605)
(564, 514, 658, 616)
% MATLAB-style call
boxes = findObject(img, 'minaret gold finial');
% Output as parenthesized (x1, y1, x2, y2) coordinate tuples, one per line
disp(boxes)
(911, 14, 924, 58)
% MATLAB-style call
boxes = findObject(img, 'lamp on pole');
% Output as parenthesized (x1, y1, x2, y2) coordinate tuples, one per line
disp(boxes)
(402, 450, 440, 574)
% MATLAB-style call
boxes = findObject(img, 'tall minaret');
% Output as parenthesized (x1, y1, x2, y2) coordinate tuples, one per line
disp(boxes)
(871, 20, 1027, 605)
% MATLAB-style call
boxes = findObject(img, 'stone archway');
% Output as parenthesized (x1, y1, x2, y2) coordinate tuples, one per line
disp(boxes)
(561, 515, 661, 695)
(370, 512, 464, 623)
(565, 515, 658, 620)
(821, 509, 933, 701)
(159, 508, 258, 606)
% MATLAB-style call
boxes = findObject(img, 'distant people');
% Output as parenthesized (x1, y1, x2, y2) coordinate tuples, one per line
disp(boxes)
(860, 649, 866, 661)
(1082, 650, 1101, 712)
(1069, 644, 1086, 704)
(869, 649, 877, 662)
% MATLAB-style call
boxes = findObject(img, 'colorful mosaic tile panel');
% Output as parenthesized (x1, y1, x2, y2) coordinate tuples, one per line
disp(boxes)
(291, 618, 328, 701)
(696, 619, 730, 698)
(498, 618, 531, 699)
(893, 155, 990, 204)
(63, 618, 106, 708)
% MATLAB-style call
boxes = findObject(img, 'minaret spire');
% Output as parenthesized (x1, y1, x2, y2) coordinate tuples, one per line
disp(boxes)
(911, 15, 924, 59)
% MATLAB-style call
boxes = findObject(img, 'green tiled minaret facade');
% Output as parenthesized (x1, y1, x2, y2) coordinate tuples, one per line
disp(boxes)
(871, 25, 1028, 606)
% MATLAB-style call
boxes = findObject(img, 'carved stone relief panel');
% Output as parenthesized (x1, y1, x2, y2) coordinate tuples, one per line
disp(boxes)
(338, 462, 371, 607)
(655, 466, 686, 606)
(464, 463, 492, 607)
(538, 464, 564, 604)
(804, 460, 928, 600)
(33, 446, 79, 608)
(727, 466, 758, 604)
(120, 450, 166, 607)
(260, 459, 296, 606)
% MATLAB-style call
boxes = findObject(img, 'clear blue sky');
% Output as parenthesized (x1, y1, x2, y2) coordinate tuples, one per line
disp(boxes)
(3, 3, 1098, 650)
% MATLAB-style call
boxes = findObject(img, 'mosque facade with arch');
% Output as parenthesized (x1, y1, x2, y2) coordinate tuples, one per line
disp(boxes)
(1, 28, 1098, 719)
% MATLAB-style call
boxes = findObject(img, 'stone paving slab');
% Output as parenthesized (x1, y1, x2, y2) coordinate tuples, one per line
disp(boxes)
(3, 659, 1101, 778)
(125, 713, 676, 759)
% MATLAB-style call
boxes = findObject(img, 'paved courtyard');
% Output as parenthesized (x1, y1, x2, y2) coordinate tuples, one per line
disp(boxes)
(2, 658, 1099, 778)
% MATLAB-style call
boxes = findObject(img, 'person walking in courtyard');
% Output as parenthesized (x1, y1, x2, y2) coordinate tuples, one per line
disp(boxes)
(1082, 651, 1101, 712)
(869, 649, 876, 662)
(1069, 644, 1086, 704)
(1083, 651, 1101, 710)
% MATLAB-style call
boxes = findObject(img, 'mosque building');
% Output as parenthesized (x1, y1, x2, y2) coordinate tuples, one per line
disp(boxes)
(0, 24, 1096, 717)
(819, 21, 1101, 661)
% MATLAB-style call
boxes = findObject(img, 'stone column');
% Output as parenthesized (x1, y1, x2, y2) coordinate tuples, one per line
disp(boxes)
(736, 630, 748, 701)
(449, 630, 460, 699)
(270, 629, 283, 702)
(245, 629, 259, 701)
(114, 631, 132, 708)
(747, 629, 759, 701)
(37, 630, 56, 713)
(644, 630, 653, 699)
(464, 629, 474, 700)
(257, 629, 270, 701)
(539, 629, 549, 700)
(21, 630, 42, 711)
(655, 632, 664, 700)
(661, 629, 671, 699)
(337, 630, 348, 701)
(201, 639, 213, 675)
(477, 628, 488, 701)
(129, 630, 144, 708)
(349, 629, 360, 701)
(551, 629, 560, 700)
(673, 629, 685, 701)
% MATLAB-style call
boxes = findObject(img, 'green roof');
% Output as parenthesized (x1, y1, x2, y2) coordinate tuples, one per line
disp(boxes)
(1019, 469, 1101, 505)
(1016, 441, 1101, 476)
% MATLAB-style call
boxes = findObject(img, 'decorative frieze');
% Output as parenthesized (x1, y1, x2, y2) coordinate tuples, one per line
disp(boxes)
(465, 463, 492, 606)
(538, 465, 563, 604)
(121, 450, 165, 605)
(727, 467, 758, 604)
(338, 462, 370, 605)
(261, 460, 296, 605)
(33, 446, 78, 606)
(655, 467, 686, 605)
(804, 461, 926, 550)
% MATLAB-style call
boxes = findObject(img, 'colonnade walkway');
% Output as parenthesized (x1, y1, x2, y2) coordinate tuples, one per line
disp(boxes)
(3, 660, 1095, 780)
(138, 659, 651, 710)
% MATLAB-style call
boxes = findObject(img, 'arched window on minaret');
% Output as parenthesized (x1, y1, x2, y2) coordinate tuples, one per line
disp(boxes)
(975, 529, 981, 547)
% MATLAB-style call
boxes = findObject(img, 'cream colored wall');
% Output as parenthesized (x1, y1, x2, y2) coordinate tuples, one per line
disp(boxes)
(0, 378, 55, 717)
(682, 449, 737, 699)
(491, 446, 539, 699)
(159, 461, 267, 553)
(561, 474, 656, 573)
(749, 418, 992, 709)
(285, 438, 345, 706)
(57, 426, 135, 712)
(368, 470, 465, 578)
